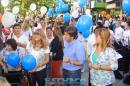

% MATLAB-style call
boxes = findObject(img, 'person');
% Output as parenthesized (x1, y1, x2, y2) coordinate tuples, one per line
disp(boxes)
(26, 31, 49, 86)
(46, 26, 54, 44)
(114, 20, 124, 42)
(50, 27, 64, 86)
(0, 39, 22, 85)
(7, 23, 29, 50)
(88, 26, 122, 86)
(63, 26, 86, 86)
(21, 19, 32, 40)
(123, 18, 130, 47)
(34, 16, 42, 31)
(0, 77, 11, 86)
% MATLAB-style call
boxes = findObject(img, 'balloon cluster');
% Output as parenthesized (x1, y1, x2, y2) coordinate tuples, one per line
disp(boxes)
(76, 15, 93, 38)
(47, 0, 69, 17)
(6, 53, 36, 71)
(122, 0, 130, 17)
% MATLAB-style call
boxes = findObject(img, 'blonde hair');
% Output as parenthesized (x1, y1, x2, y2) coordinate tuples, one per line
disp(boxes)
(0, 77, 11, 86)
(95, 27, 112, 51)
(31, 29, 48, 49)
(21, 19, 31, 31)
(53, 27, 64, 48)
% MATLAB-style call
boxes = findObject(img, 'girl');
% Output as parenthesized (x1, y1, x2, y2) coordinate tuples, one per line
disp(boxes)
(89, 26, 122, 86)
(26, 31, 49, 86)
(50, 27, 64, 85)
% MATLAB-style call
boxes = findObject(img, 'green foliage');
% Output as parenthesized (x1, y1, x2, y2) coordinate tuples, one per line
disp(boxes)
(1, 0, 56, 16)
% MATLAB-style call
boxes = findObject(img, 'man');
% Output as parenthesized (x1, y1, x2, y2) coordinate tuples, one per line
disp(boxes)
(114, 20, 124, 42)
(63, 26, 86, 86)
(7, 23, 29, 55)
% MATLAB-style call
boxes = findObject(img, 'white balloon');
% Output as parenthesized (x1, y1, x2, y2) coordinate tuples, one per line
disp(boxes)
(30, 3, 37, 11)
(12, 6, 19, 14)
(1, 0, 9, 7)
(71, 10, 79, 18)
(40, 6, 47, 15)
(2, 12, 16, 28)
(85, 9, 91, 15)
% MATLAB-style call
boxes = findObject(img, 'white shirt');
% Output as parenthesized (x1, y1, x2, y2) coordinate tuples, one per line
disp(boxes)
(8, 33, 29, 53)
(34, 23, 42, 32)
(26, 42, 50, 72)
(87, 33, 96, 55)
(123, 29, 130, 46)
(104, 20, 110, 27)
(114, 27, 124, 41)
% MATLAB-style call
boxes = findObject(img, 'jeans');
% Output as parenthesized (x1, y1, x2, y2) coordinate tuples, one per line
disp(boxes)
(28, 68, 46, 86)
(106, 84, 113, 86)
(62, 69, 81, 86)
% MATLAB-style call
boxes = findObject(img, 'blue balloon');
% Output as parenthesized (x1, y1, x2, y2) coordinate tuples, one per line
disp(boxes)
(56, 6, 62, 14)
(22, 54, 36, 71)
(47, 12, 52, 17)
(59, 1, 64, 6)
(76, 15, 93, 32)
(126, 12, 130, 17)
(48, 8, 54, 14)
(56, 0, 60, 5)
(122, 0, 130, 12)
(7, 52, 20, 68)
(63, 13, 71, 23)
(62, 4, 69, 12)
(79, 0, 87, 8)
(82, 30, 90, 38)
(54, 13, 58, 18)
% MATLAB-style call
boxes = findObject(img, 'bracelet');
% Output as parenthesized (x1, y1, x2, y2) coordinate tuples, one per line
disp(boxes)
(70, 61, 74, 65)
(99, 65, 102, 70)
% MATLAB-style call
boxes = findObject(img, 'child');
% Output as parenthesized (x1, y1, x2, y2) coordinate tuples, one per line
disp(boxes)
(26, 31, 49, 86)
(0, 39, 22, 85)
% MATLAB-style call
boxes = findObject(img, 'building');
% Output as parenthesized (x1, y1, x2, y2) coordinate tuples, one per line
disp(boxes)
(106, 0, 122, 15)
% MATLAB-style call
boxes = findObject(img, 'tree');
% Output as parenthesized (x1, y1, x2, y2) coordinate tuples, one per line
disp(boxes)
(5, 0, 56, 16)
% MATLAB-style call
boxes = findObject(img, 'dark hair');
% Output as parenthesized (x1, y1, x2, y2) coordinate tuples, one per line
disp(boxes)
(6, 39, 17, 51)
(59, 25, 66, 35)
(64, 26, 78, 39)
(46, 26, 52, 31)
(13, 23, 21, 29)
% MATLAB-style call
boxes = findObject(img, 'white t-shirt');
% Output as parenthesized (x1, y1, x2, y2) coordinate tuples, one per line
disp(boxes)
(26, 42, 50, 72)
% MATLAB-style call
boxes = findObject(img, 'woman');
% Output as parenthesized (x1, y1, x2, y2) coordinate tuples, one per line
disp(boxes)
(26, 31, 49, 86)
(21, 19, 32, 40)
(50, 27, 64, 86)
(89, 26, 122, 86)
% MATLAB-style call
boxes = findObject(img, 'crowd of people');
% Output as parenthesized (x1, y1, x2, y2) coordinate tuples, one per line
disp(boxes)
(0, 13, 130, 86)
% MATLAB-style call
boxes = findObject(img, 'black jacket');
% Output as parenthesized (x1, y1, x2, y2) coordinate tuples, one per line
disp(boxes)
(50, 36, 63, 60)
